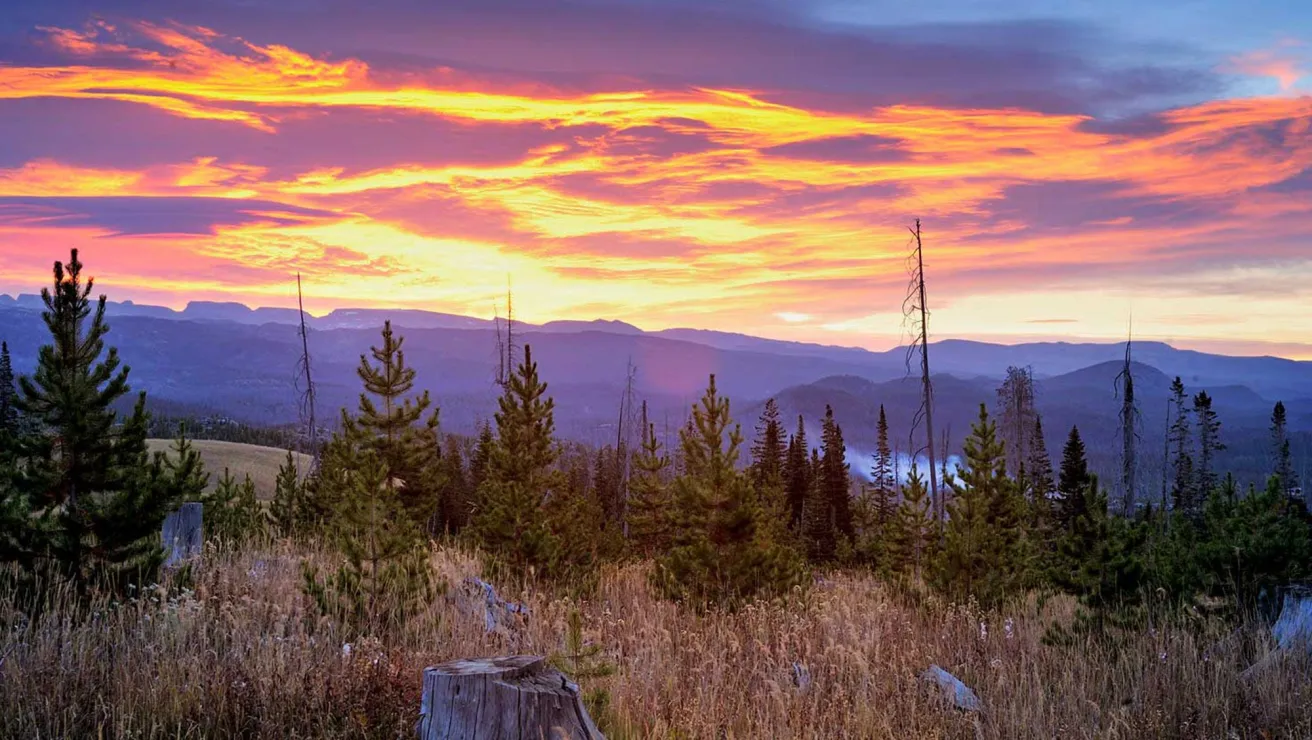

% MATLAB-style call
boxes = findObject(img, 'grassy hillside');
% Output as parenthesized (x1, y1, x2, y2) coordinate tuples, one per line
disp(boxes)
(146, 439, 310, 499)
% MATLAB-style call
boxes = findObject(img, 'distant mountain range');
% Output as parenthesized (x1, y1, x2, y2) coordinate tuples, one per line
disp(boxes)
(2, 294, 1309, 493)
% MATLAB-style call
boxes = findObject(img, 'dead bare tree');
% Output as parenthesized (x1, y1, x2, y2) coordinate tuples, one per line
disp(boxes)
(615, 357, 638, 535)
(1114, 330, 1142, 514)
(494, 278, 517, 389)
(903, 219, 941, 529)
(996, 366, 1037, 482)
(294, 273, 319, 470)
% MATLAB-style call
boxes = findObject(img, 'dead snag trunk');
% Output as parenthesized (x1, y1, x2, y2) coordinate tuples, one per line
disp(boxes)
(417, 656, 605, 740)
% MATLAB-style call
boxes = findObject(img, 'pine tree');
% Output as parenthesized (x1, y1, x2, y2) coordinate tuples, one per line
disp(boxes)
(163, 424, 210, 503)
(654, 375, 805, 608)
(269, 451, 305, 536)
(627, 402, 672, 558)
(750, 399, 788, 497)
(1055, 425, 1090, 531)
(0, 342, 16, 438)
(2, 249, 181, 591)
(889, 463, 931, 578)
(1272, 401, 1299, 496)
(471, 344, 564, 581)
(783, 415, 810, 530)
(1047, 474, 1147, 639)
(439, 434, 472, 534)
(802, 449, 836, 563)
(1168, 377, 1196, 514)
(1193, 391, 1224, 500)
(205, 469, 264, 546)
(870, 405, 897, 529)
(344, 321, 442, 528)
(302, 448, 434, 642)
(933, 404, 1025, 608)
(1027, 417, 1055, 508)
(470, 421, 494, 498)
(820, 406, 854, 545)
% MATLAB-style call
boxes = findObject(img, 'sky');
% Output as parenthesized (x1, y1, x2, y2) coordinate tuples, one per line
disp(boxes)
(0, 0, 1310, 358)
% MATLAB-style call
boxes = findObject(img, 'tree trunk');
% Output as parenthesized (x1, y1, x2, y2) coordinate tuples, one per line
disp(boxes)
(417, 656, 605, 740)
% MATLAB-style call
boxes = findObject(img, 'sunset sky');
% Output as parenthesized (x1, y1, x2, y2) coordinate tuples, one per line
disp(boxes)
(1, 0, 1310, 358)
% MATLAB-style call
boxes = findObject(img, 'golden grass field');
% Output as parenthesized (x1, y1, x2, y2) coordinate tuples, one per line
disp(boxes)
(2, 541, 1308, 739)
(146, 439, 312, 499)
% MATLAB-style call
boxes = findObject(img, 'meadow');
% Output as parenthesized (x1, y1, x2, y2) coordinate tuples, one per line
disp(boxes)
(1, 540, 1308, 740)
(144, 439, 311, 498)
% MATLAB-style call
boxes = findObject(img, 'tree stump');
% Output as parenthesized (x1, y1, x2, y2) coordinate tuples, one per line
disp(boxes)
(416, 656, 605, 740)
(162, 502, 203, 567)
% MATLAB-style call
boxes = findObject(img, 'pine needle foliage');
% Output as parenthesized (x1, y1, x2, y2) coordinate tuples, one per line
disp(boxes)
(654, 375, 806, 609)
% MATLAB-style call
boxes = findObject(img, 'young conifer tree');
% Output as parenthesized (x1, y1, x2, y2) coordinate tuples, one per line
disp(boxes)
(302, 448, 434, 642)
(933, 404, 1025, 608)
(344, 321, 442, 528)
(627, 402, 672, 558)
(269, 450, 307, 537)
(205, 469, 264, 545)
(889, 462, 932, 578)
(163, 424, 210, 503)
(471, 344, 563, 580)
(819, 406, 855, 547)
(3, 249, 181, 592)
(655, 375, 804, 607)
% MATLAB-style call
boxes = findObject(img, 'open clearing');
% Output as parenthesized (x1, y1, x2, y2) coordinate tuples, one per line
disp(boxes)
(146, 439, 310, 499)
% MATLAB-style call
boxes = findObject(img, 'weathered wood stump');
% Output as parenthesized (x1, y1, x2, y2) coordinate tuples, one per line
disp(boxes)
(162, 502, 203, 567)
(416, 656, 604, 740)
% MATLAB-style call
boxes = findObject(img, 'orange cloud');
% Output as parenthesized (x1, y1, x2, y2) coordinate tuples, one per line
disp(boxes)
(1225, 41, 1306, 91)
(0, 21, 1311, 356)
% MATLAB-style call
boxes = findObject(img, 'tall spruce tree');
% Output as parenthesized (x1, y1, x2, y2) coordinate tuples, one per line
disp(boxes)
(627, 402, 672, 558)
(820, 405, 854, 544)
(749, 399, 788, 496)
(1055, 425, 1091, 531)
(870, 405, 897, 529)
(933, 404, 1025, 608)
(439, 434, 472, 534)
(2, 249, 180, 591)
(655, 375, 804, 607)
(1193, 391, 1224, 500)
(783, 415, 810, 530)
(802, 450, 836, 563)
(343, 321, 442, 528)
(1027, 416, 1055, 527)
(471, 344, 564, 580)
(1271, 401, 1299, 495)
(1168, 377, 1196, 514)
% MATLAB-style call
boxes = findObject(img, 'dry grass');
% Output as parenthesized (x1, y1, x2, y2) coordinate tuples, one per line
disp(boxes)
(1, 543, 1309, 739)
(145, 439, 312, 499)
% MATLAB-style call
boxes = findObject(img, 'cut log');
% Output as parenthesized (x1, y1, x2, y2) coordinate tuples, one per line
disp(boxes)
(162, 502, 203, 567)
(416, 655, 605, 740)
